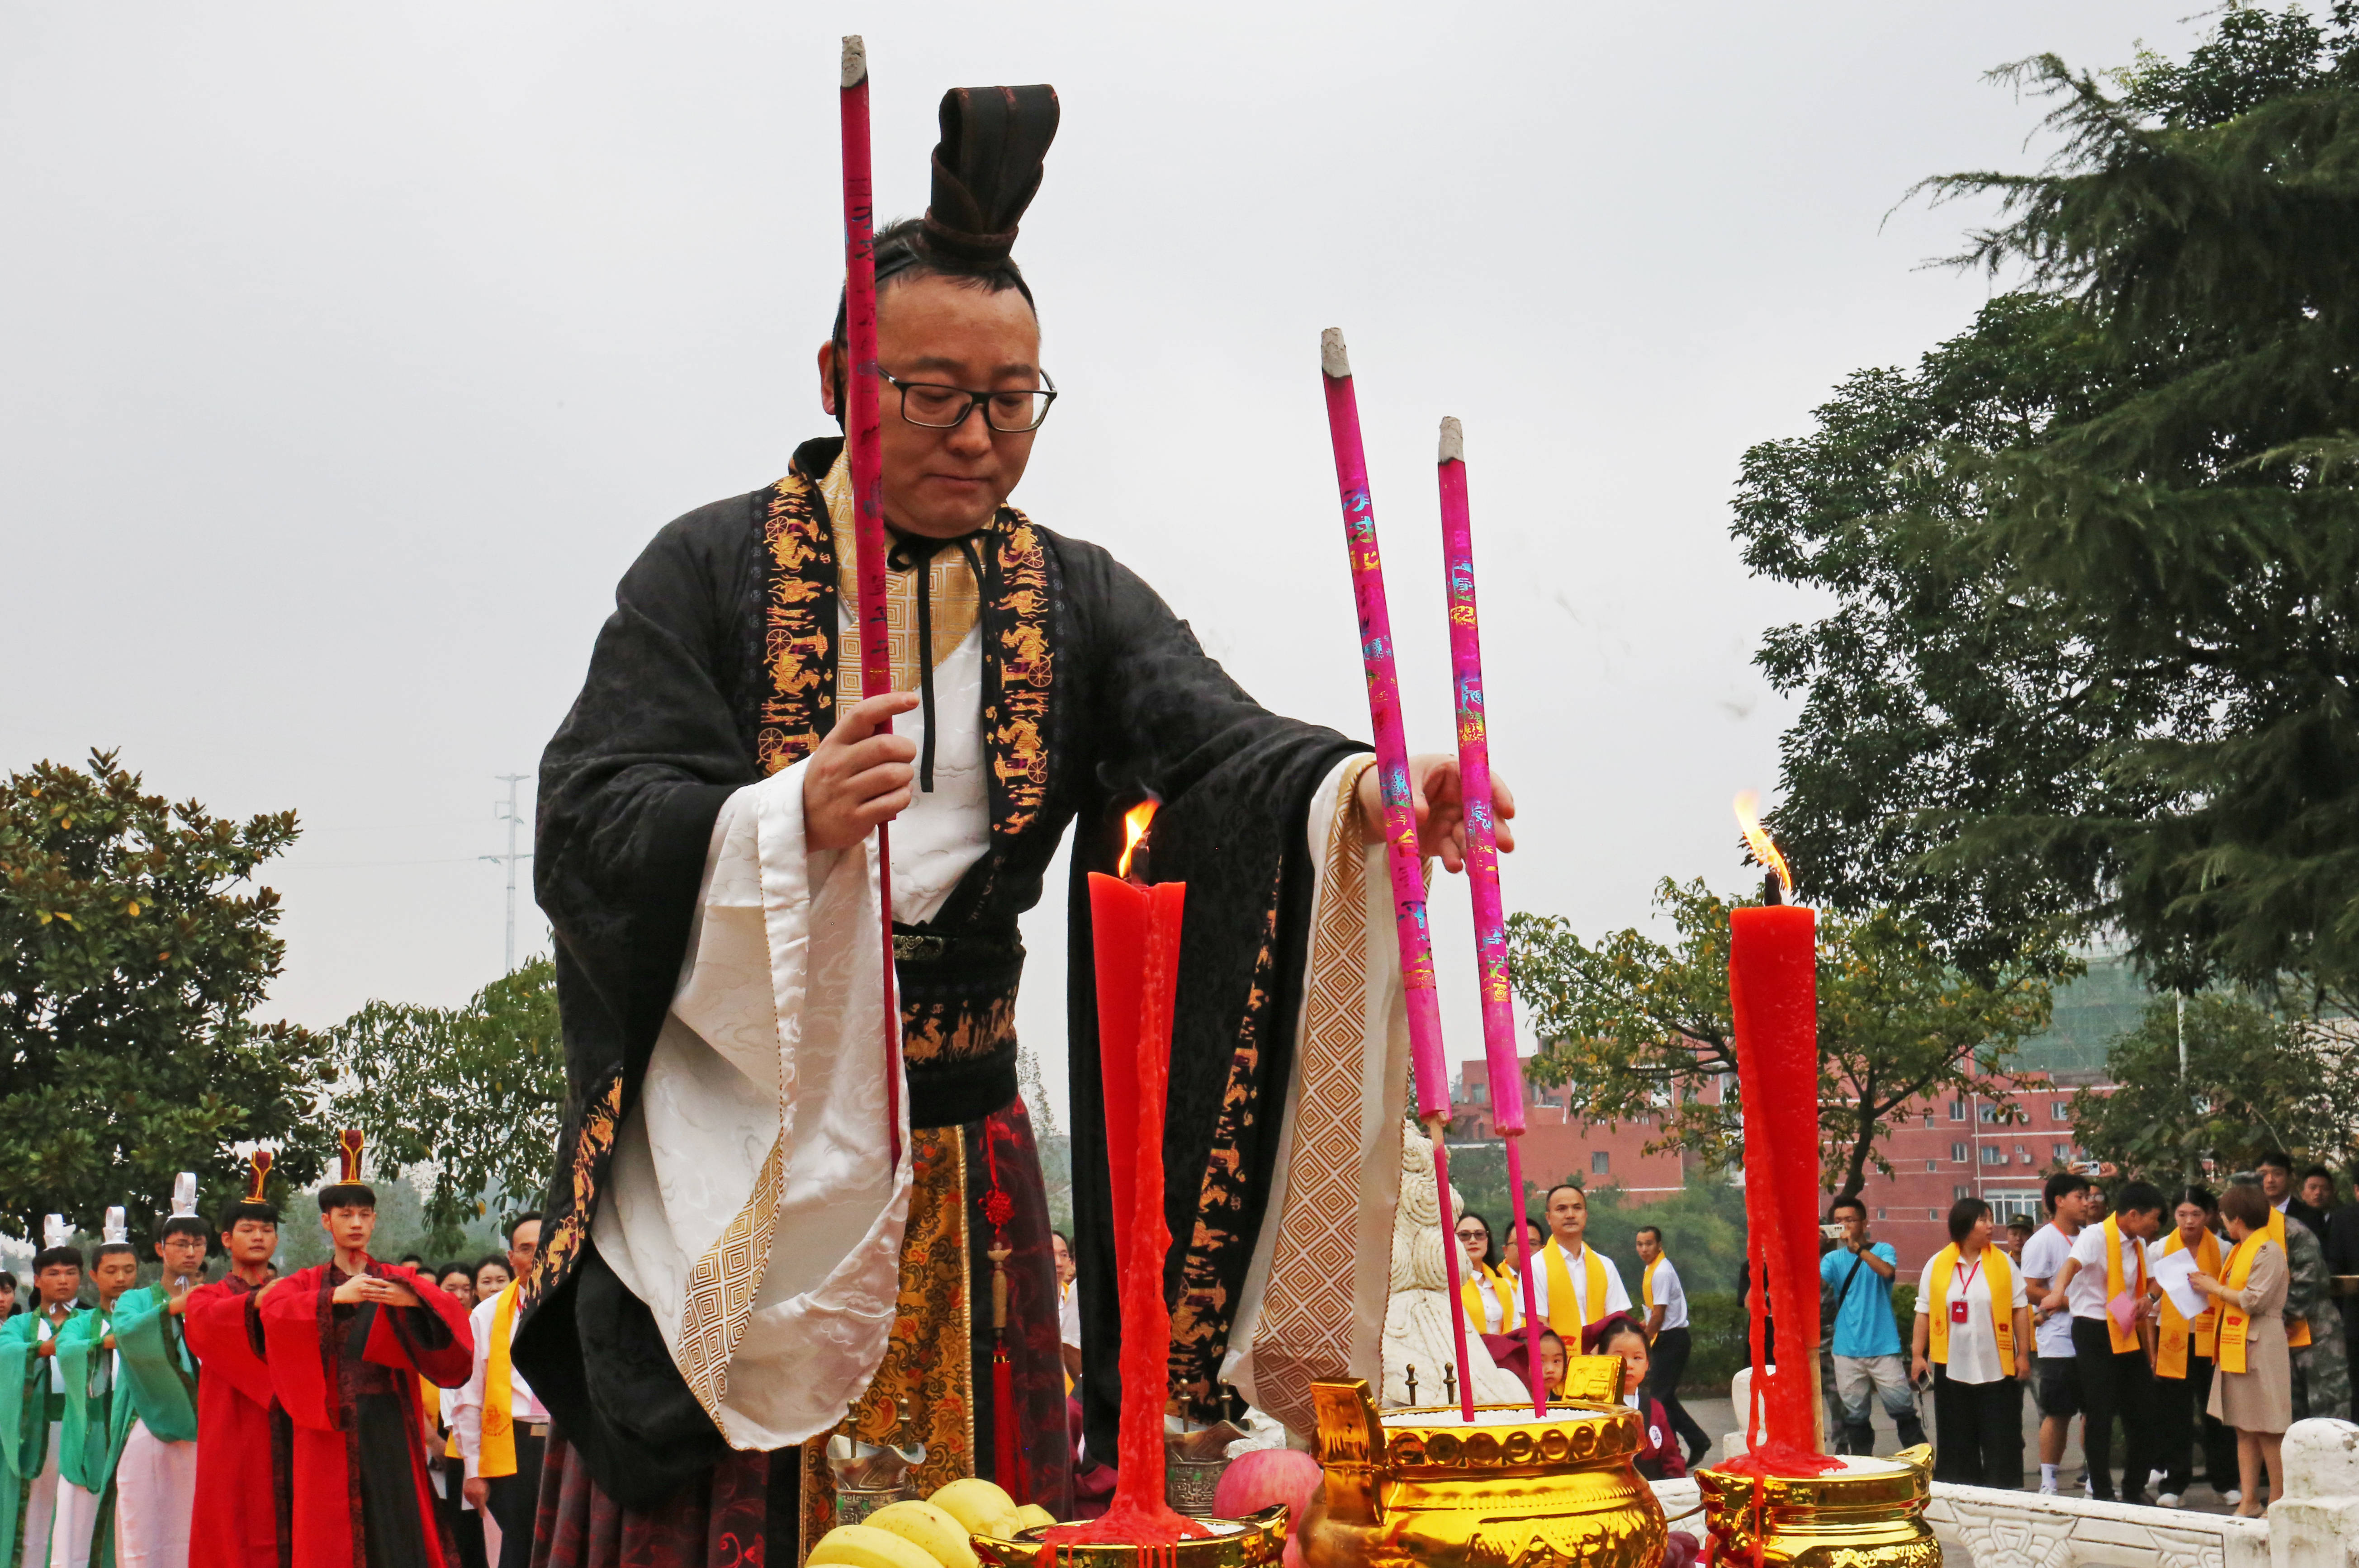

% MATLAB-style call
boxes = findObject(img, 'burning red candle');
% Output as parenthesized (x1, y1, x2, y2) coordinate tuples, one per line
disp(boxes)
(1059, 807, 1207, 1546)
(1721, 794, 1838, 1478)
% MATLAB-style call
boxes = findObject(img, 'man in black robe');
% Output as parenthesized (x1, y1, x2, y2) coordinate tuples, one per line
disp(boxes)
(516, 79, 1506, 1568)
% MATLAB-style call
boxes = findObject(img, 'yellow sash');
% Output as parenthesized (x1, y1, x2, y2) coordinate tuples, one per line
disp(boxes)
(418, 1374, 459, 1460)
(1642, 1256, 1664, 1317)
(2100, 1215, 2148, 1355)
(2266, 1209, 2314, 1347)
(1462, 1263, 1519, 1335)
(1926, 1243, 2017, 1377)
(479, 1280, 520, 1478)
(2216, 1233, 2263, 1374)
(1543, 1241, 1611, 1337)
(2153, 1229, 2222, 1379)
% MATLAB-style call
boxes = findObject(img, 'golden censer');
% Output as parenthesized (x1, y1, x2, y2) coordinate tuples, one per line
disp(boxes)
(971, 1507, 1290, 1568)
(1693, 1448, 1937, 1568)
(1303, 1363, 1667, 1568)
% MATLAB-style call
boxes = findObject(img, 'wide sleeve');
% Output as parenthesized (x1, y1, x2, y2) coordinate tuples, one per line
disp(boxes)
(259, 1271, 341, 1432)
(112, 1291, 198, 1444)
(365, 1268, 474, 1388)
(1054, 537, 1367, 1456)
(183, 1285, 273, 1412)
(536, 498, 766, 1086)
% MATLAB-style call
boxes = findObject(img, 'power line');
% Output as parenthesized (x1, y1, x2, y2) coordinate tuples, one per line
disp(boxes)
(483, 775, 533, 973)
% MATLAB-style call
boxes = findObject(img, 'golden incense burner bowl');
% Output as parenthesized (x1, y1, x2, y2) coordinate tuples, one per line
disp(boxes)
(1693, 1448, 1937, 1568)
(1302, 1372, 1667, 1568)
(970, 1506, 1288, 1568)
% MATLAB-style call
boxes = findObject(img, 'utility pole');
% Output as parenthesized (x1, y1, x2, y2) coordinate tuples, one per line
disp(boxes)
(484, 775, 533, 973)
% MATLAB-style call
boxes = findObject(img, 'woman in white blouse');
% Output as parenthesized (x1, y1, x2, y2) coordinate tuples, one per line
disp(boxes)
(1911, 1197, 2033, 1488)
(1455, 1211, 1521, 1334)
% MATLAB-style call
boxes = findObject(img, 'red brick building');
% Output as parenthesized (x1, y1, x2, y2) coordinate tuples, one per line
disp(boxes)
(1447, 1055, 2111, 1272)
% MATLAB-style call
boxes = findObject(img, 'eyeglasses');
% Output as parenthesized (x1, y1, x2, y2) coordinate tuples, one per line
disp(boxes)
(883, 369, 1058, 433)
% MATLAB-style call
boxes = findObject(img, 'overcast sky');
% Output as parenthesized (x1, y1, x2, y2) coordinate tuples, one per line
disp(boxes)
(2, 3, 2205, 1128)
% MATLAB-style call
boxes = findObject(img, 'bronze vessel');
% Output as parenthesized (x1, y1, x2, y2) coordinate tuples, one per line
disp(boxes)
(1693, 1447, 1937, 1568)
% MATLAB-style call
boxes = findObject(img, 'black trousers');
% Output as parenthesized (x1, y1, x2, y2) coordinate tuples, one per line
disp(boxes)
(1647, 1327, 1712, 1460)
(486, 1427, 549, 1568)
(2070, 1318, 2159, 1500)
(435, 1457, 488, 1568)
(2155, 1354, 2237, 1493)
(1930, 1365, 2020, 1489)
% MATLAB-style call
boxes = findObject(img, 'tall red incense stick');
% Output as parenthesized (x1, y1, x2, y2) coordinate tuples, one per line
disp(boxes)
(1722, 797, 1837, 1477)
(1320, 330, 1475, 1419)
(1435, 418, 1544, 1417)
(838, 36, 902, 1169)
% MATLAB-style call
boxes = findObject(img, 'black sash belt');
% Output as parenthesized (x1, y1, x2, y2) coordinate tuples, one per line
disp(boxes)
(906, 1039, 1019, 1129)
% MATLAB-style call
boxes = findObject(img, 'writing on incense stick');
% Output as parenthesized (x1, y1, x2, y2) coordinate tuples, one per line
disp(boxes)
(1054, 803, 1208, 1549)
(838, 34, 903, 1166)
(1435, 417, 1546, 1417)
(1720, 792, 1838, 1478)
(1319, 328, 1477, 1419)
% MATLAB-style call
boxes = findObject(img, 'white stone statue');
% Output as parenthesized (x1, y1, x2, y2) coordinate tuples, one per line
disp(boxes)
(1380, 1119, 1529, 1408)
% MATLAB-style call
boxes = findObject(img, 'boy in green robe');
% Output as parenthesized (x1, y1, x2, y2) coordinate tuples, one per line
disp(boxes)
(54, 1211, 139, 1568)
(2, 1219, 89, 1568)
(73, 1181, 205, 1568)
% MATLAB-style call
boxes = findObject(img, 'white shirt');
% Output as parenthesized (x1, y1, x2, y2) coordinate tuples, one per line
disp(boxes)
(2021, 1223, 2078, 1358)
(1637, 1256, 1688, 1332)
(1470, 1270, 1513, 1333)
(1525, 1240, 1631, 1327)
(37, 1310, 68, 1396)
(2066, 1223, 2142, 1322)
(1058, 1280, 1080, 1351)
(1915, 1249, 2027, 1385)
(452, 1287, 551, 1478)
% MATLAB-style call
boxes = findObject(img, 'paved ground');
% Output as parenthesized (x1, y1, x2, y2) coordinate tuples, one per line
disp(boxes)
(1675, 1389, 2243, 1515)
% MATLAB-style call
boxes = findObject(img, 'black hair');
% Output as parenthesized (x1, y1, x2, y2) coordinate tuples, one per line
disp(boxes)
(31, 1248, 81, 1275)
(317, 1183, 376, 1212)
(2174, 1185, 2217, 1214)
(2112, 1181, 2168, 1219)
(504, 1211, 542, 1246)
(2256, 1150, 2294, 1173)
(1947, 1197, 1993, 1245)
(474, 1254, 514, 1285)
(92, 1242, 137, 1266)
(2042, 1171, 2090, 1214)
(223, 1200, 280, 1229)
(0, 1271, 17, 1292)
(1634, 1224, 1665, 1244)
(2301, 1164, 2334, 1189)
(1827, 1195, 1867, 1221)
(398, 1252, 425, 1267)
(1455, 1211, 1498, 1270)
(160, 1217, 209, 1244)
(1544, 1183, 1587, 1208)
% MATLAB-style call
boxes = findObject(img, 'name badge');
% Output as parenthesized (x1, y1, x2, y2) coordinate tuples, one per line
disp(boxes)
(1950, 1299, 1971, 1324)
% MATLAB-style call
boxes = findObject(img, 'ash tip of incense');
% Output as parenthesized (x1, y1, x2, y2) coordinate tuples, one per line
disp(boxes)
(1320, 327, 1350, 379)
(1438, 416, 1464, 463)
(841, 36, 868, 88)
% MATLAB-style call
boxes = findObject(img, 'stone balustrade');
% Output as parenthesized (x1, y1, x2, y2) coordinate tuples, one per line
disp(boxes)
(1650, 1418, 2359, 1568)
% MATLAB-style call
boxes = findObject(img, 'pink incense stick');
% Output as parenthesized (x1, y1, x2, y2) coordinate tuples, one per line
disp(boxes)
(839, 36, 903, 1169)
(1320, 329, 1475, 1419)
(1437, 418, 1544, 1416)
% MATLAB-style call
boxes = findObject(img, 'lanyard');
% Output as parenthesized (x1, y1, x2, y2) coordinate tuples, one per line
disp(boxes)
(1955, 1257, 1984, 1301)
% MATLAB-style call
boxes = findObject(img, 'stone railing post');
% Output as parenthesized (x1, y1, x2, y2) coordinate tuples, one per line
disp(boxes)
(2272, 1418, 2359, 1568)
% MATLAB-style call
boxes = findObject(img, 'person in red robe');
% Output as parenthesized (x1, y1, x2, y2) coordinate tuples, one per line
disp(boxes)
(257, 1133, 473, 1568)
(184, 1152, 288, 1568)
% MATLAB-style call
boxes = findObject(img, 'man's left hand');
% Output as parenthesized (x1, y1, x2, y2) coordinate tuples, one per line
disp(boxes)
(1356, 754, 1515, 874)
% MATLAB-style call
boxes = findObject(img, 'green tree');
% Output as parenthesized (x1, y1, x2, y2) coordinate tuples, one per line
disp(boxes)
(2068, 992, 2359, 1180)
(328, 957, 564, 1254)
(0, 751, 330, 1236)
(1506, 879, 2065, 1201)
(1737, 5, 2359, 1006)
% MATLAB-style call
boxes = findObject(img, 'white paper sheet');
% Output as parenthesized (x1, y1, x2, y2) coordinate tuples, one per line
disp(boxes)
(2151, 1246, 2206, 1320)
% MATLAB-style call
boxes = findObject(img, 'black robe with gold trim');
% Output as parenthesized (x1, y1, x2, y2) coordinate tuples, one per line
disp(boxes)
(517, 436, 1359, 1523)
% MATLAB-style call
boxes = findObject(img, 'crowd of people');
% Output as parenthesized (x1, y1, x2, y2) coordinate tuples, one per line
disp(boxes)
(0, 1140, 556, 1568)
(1833, 1154, 2356, 1515)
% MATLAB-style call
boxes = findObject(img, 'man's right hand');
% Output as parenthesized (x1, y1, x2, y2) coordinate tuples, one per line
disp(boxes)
(803, 693, 921, 852)
(464, 1478, 490, 1511)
